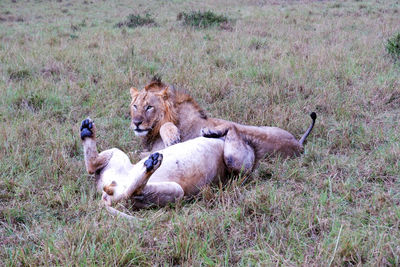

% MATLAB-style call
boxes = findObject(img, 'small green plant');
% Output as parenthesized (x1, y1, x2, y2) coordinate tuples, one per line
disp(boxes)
(386, 32, 400, 61)
(177, 11, 228, 28)
(69, 34, 79, 39)
(8, 68, 31, 81)
(330, 3, 342, 8)
(116, 13, 156, 28)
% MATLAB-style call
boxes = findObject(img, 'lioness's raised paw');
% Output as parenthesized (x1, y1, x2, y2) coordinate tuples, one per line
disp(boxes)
(144, 152, 163, 172)
(201, 127, 228, 138)
(80, 118, 94, 140)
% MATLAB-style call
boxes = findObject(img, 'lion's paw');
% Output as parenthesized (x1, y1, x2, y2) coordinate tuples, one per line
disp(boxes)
(144, 152, 163, 172)
(201, 128, 227, 138)
(80, 118, 94, 140)
(164, 136, 181, 147)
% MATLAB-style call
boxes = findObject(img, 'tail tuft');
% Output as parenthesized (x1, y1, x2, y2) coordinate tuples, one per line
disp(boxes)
(310, 112, 317, 121)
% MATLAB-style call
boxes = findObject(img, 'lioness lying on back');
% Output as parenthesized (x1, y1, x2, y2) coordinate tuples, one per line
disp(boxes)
(130, 77, 316, 173)
(80, 118, 225, 216)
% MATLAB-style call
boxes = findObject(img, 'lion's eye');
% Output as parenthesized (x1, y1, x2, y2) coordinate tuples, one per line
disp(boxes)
(133, 105, 137, 110)
(146, 105, 153, 111)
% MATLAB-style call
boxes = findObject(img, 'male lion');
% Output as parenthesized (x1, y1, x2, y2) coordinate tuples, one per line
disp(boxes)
(130, 77, 316, 173)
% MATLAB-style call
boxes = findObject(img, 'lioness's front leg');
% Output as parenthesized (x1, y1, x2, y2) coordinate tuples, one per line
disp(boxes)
(160, 122, 180, 147)
(80, 118, 112, 174)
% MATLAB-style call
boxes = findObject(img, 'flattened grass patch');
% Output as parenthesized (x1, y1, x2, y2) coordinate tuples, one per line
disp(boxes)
(177, 11, 229, 29)
(116, 13, 157, 28)
(14, 93, 46, 112)
(12, 91, 68, 115)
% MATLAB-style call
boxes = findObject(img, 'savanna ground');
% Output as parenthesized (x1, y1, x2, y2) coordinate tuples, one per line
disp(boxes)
(1, 0, 400, 265)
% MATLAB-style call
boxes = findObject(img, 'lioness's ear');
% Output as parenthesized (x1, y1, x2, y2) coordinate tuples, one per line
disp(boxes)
(156, 86, 170, 100)
(130, 87, 139, 98)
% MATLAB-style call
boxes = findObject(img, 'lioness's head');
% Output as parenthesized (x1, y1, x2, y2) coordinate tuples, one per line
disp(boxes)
(129, 79, 177, 139)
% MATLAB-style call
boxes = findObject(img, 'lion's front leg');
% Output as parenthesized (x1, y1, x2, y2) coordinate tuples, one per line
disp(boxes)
(160, 122, 181, 147)
(80, 118, 112, 174)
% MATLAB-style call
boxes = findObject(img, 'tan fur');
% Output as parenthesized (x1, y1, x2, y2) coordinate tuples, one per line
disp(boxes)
(81, 118, 224, 212)
(159, 122, 180, 146)
(81, 112, 314, 217)
(81, 124, 112, 174)
(130, 79, 316, 172)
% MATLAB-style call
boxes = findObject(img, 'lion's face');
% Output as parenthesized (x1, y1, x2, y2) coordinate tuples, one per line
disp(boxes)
(130, 82, 176, 139)
(130, 90, 164, 137)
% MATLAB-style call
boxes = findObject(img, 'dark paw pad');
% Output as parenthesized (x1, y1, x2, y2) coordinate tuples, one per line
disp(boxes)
(201, 128, 227, 138)
(144, 152, 161, 172)
(80, 118, 93, 140)
(168, 137, 180, 146)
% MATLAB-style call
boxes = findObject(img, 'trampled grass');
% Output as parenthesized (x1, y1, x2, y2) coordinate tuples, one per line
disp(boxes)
(1, 0, 399, 265)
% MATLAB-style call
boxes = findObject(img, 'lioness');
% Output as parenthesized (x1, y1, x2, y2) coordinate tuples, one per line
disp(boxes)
(130, 77, 316, 173)
(81, 118, 224, 217)
(80, 116, 311, 217)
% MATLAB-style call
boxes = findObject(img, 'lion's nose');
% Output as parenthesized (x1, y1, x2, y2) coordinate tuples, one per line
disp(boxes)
(133, 119, 143, 127)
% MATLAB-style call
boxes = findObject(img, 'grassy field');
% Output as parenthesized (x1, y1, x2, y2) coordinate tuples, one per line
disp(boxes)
(1, 0, 400, 265)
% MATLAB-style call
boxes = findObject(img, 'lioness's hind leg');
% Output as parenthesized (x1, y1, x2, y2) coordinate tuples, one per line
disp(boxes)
(215, 126, 255, 174)
(80, 118, 111, 174)
(202, 125, 255, 173)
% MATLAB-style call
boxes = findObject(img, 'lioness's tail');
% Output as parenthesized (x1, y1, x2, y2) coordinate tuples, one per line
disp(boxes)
(299, 112, 317, 146)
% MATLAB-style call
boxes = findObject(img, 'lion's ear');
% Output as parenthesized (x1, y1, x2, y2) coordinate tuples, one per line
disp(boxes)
(130, 87, 139, 98)
(156, 86, 170, 100)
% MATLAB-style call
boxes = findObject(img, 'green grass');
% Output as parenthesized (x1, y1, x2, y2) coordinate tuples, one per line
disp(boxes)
(386, 32, 400, 61)
(1, 0, 400, 265)
(116, 13, 157, 29)
(177, 10, 229, 29)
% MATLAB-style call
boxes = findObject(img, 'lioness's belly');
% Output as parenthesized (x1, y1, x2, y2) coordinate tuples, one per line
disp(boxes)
(148, 137, 226, 195)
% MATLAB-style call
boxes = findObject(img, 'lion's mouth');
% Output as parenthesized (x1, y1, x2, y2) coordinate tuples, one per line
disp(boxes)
(133, 128, 150, 137)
